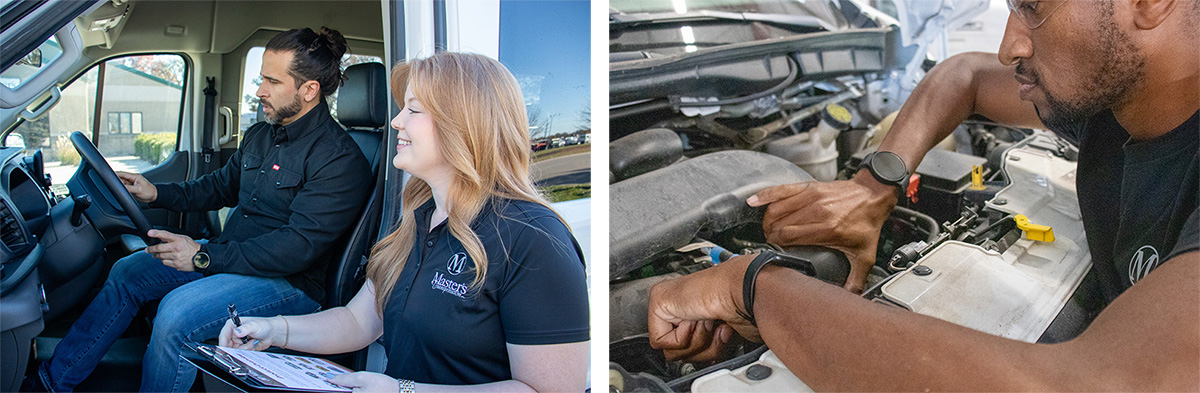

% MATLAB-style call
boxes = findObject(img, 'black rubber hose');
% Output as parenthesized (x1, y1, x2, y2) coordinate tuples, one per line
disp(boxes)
(892, 206, 940, 243)
(671, 56, 799, 107)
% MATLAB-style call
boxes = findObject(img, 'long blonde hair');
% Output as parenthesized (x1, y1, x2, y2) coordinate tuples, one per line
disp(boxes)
(368, 52, 556, 313)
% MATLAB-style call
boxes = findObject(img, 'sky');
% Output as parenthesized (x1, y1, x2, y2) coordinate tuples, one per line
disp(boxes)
(498, 0, 591, 138)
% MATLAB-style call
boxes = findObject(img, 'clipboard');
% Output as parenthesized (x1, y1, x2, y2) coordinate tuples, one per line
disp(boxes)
(182, 342, 353, 392)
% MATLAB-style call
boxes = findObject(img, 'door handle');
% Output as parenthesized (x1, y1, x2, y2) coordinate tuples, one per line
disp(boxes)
(218, 106, 236, 145)
(19, 85, 61, 121)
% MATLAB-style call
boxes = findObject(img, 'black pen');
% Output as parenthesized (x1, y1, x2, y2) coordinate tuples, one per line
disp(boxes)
(228, 303, 250, 344)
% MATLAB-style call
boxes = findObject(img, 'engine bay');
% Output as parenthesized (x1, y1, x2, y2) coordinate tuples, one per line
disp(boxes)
(607, 39, 1091, 391)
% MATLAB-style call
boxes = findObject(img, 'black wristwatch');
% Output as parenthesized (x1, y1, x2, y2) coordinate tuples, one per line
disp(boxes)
(741, 251, 816, 326)
(192, 245, 211, 272)
(859, 151, 909, 197)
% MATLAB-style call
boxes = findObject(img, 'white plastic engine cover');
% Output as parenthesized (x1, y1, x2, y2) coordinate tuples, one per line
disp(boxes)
(689, 133, 1091, 391)
(880, 132, 1092, 342)
(691, 351, 813, 393)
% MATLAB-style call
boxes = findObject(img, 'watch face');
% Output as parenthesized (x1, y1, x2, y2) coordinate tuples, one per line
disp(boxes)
(193, 252, 210, 269)
(873, 151, 907, 183)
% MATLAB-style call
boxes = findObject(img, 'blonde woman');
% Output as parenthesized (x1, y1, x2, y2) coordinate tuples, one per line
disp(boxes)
(218, 52, 589, 392)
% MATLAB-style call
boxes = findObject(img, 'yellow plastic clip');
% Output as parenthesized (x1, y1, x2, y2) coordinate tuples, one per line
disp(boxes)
(1013, 214, 1055, 242)
(970, 165, 986, 190)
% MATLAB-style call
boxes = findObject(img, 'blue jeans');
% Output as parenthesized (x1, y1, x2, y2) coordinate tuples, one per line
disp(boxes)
(39, 245, 321, 392)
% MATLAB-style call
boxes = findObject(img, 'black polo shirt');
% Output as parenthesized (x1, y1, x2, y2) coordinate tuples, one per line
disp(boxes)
(380, 198, 589, 385)
(153, 99, 371, 304)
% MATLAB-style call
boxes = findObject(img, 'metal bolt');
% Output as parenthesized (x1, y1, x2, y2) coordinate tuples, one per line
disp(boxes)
(994, 198, 1007, 205)
(913, 265, 933, 276)
(746, 365, 773, 381)
(680, 363, 696, 375)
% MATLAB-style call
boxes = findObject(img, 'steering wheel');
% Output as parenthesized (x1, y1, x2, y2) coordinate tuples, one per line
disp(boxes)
(69, 131, 159, 246)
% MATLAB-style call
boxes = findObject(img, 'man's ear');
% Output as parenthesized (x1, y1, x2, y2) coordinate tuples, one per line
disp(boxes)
(1129, 0, 1177, 29)
(301, 80, 322, 103)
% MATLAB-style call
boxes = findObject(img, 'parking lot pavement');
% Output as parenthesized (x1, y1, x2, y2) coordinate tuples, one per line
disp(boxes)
(532, 151, 590, 187)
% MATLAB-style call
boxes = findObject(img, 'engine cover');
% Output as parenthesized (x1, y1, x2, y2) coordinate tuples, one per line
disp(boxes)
(609, 151, 813, 279)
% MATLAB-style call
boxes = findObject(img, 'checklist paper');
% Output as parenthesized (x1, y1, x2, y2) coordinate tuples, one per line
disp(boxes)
(215, 346, 354, 392)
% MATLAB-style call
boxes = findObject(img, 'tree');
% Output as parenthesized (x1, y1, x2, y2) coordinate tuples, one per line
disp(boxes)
(243, 75, 263, 114)
(576, 102, 590, 132)
(527, 105, 552, 141)
(13, 116, 49, 151)
(111, 55, 184, 86)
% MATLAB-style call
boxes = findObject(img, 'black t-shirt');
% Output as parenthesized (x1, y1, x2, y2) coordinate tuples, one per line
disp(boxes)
(1056, 109, 1199, 304)
(380, 198, 590, 385)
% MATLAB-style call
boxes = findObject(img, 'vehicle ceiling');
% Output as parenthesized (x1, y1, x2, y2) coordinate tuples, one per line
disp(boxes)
(81, 0, 384, 56)
(0, 0, 385, 136)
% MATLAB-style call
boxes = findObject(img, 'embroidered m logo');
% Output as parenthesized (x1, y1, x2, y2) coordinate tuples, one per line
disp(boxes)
(1128, 245, 1160, 285)
(447, 252, 469, 276)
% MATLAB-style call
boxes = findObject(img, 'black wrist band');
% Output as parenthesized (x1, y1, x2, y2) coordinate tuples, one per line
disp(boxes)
(740, 252, 777, 326)
(740, 251, 817, 326)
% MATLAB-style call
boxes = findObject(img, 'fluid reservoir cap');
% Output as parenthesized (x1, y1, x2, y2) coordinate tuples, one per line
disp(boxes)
(821, 103, 853, 130)
(745, 364, 773, 381)
(1013, 214, 1055, 242)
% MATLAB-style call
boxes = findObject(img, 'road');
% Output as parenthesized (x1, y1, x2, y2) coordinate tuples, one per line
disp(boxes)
(532, 151, 590, 186)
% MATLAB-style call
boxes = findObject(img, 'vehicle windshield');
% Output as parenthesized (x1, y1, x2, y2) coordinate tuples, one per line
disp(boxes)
(610, 0, 848, 57)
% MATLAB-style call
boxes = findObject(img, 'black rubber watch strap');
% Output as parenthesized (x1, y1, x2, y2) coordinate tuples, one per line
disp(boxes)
(741, 251, 820, 327)
(741, 251, 778, 327)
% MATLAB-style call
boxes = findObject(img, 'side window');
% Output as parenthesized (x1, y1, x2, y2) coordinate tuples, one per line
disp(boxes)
(498, 1, 590, 201)
(7, 54, 186, 196)
(238, 47, 382, 134)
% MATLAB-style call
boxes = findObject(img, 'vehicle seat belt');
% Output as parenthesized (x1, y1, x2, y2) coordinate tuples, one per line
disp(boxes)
(201, 76, 217, 169)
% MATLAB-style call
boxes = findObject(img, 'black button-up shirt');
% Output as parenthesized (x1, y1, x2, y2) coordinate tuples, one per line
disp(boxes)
(153, 100, 371, 303)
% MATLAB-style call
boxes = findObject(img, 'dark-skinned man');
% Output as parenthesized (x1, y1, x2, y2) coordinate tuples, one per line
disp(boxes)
(647, 0, 1198, 390)
(36, 27, 371, 392)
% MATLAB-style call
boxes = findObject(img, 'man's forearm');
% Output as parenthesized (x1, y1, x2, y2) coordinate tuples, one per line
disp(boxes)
(753, 266, 1056, 391)
(876, 53, 993, 173)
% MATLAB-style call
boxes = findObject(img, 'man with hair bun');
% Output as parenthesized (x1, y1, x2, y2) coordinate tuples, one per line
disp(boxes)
(35, 27, 370, 392)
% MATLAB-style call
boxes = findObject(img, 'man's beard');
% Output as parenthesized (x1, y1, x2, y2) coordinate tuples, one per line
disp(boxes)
(1026, 2, 1146, 131)
(264, 92, 304, 125)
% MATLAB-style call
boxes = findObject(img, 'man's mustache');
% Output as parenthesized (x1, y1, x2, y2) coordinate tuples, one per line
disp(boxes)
(1015, 63, 1039, 84)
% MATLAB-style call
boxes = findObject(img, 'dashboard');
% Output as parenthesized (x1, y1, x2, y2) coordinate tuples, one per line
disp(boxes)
(1, 146, 50, 273)
(0, 146, 55, 393)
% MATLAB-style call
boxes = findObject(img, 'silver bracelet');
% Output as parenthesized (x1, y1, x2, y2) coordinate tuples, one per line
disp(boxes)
(398, 378, 415, 393)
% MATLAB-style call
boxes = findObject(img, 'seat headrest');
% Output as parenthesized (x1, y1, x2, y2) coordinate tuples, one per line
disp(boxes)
(337, 62, 388, 130)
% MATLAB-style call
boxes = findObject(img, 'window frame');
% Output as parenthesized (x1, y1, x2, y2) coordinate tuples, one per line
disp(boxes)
(1, 52, 191, 157)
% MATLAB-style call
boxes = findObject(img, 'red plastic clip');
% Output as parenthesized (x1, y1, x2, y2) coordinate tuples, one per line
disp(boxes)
(906, 174, 920, 203)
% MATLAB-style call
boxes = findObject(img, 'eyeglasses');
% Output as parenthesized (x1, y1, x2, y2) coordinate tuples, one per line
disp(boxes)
(1006, 0, 1068, 29)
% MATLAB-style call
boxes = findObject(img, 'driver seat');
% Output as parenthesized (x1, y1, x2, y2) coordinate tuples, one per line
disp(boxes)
(324, 61, 388, 307)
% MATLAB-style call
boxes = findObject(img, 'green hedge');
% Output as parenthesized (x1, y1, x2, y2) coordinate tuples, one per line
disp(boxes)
(134, 133, 176, 165)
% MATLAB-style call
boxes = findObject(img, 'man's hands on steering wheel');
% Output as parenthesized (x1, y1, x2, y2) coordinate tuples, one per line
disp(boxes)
(748, 172, 898, 293)
(69, 131, 159, 245)
(114, 173, 201, 272)
(116, 171, 158, 203)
